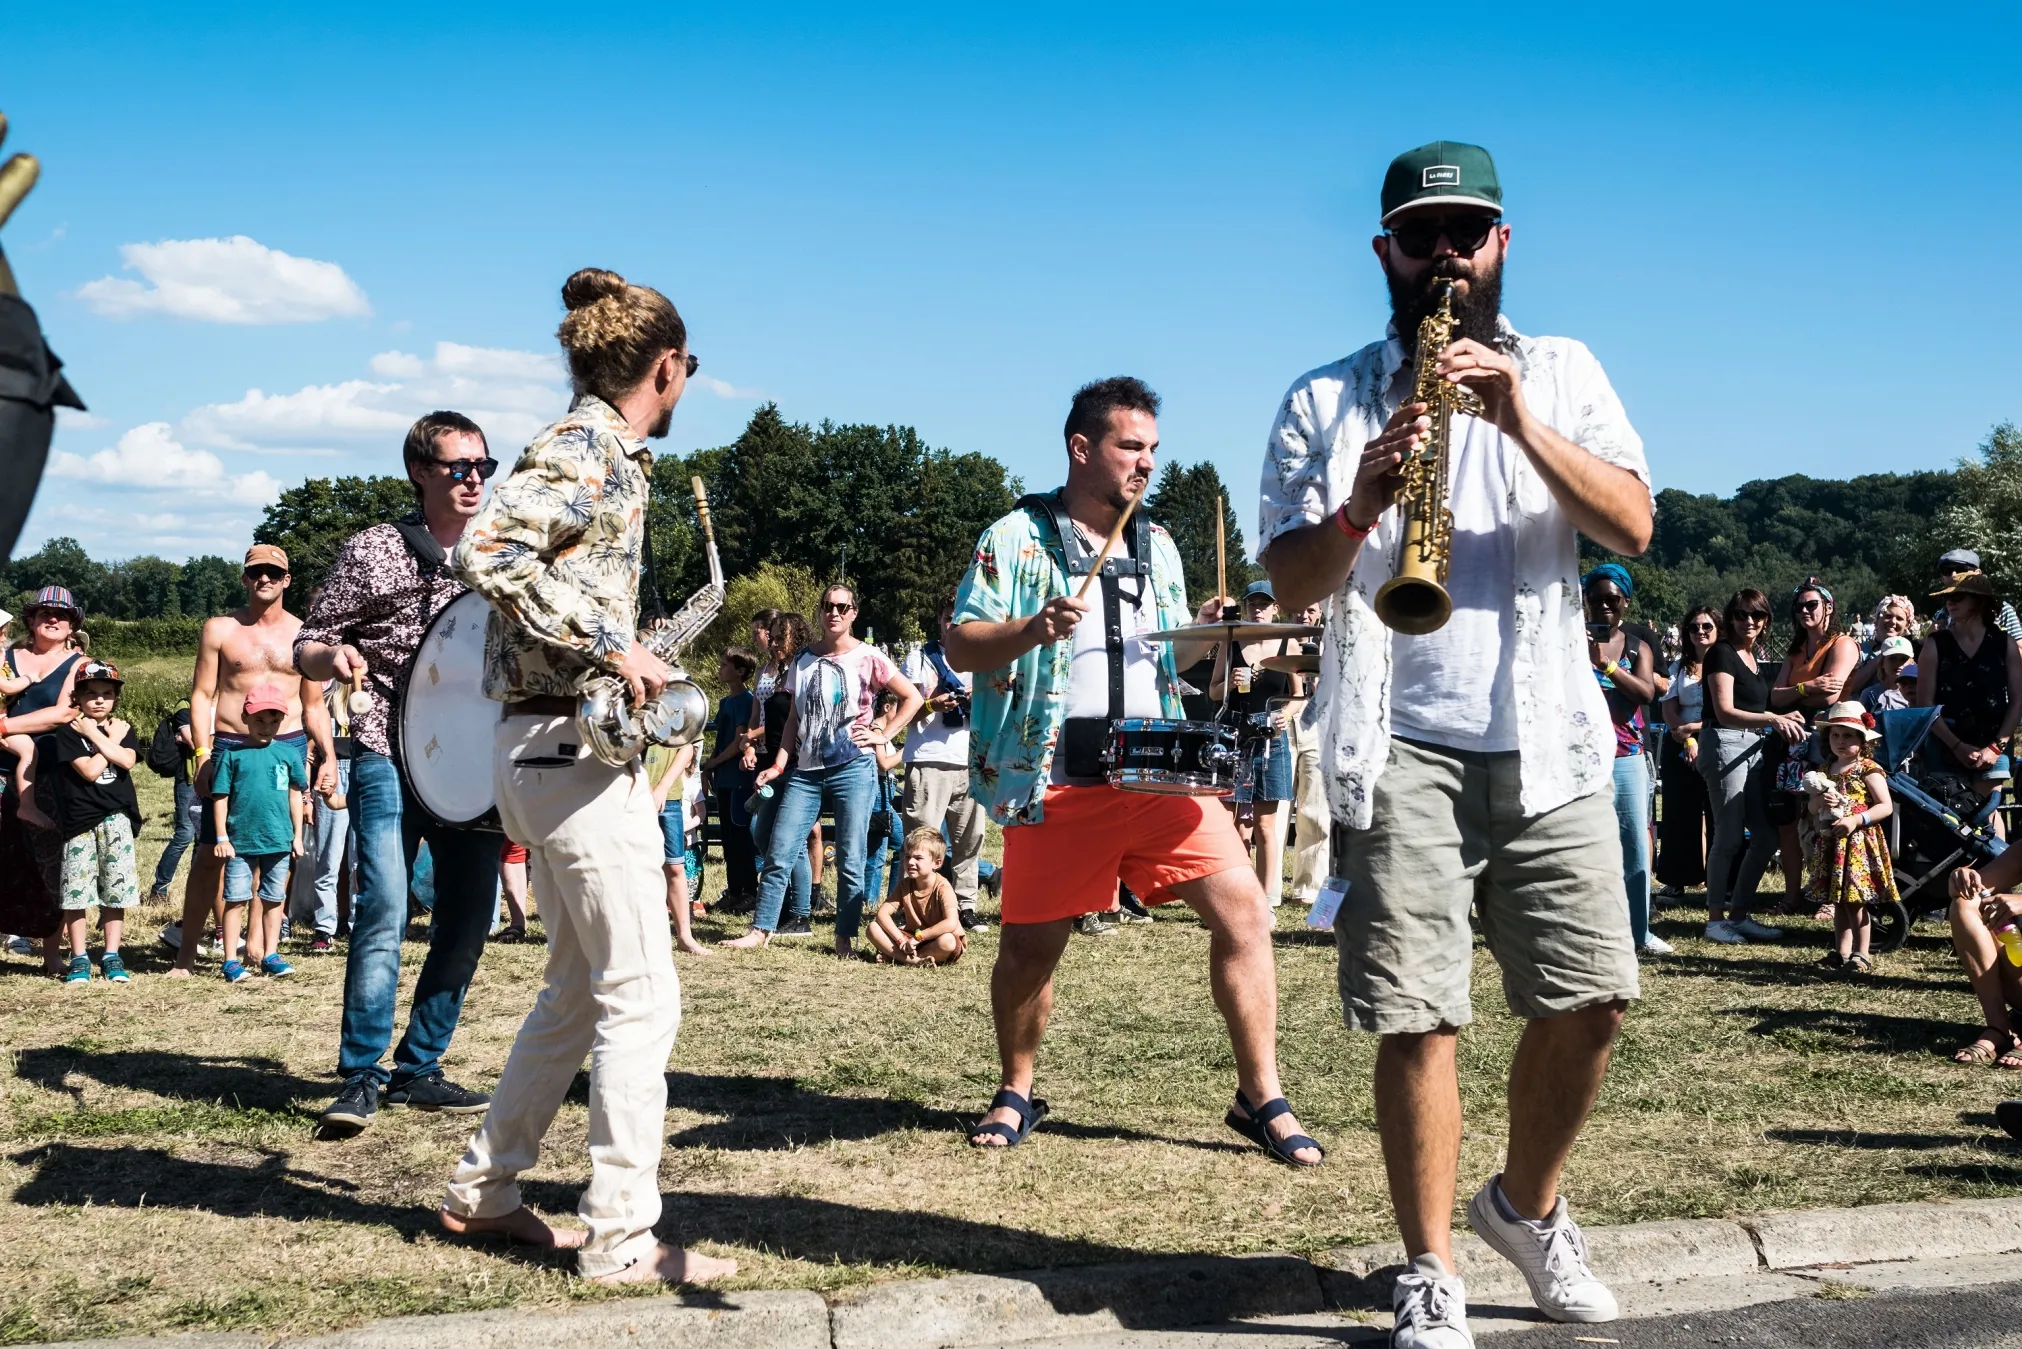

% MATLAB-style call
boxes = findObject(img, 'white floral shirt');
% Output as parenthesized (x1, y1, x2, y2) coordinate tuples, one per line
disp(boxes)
(1256, 315, 1651, 829)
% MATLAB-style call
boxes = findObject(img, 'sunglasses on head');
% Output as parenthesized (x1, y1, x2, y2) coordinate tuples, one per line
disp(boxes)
(438, 456, 499, 484)
(1387, 213, 1501, 261)
(245, 565, 287, 583)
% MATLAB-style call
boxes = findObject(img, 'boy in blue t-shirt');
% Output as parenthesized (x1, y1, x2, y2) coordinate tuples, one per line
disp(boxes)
(210, 684, 308, 982)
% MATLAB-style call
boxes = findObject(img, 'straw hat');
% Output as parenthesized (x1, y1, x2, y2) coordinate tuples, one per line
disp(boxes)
(1931, 570, 2000, 602)
(1817, 701, 1881, 742)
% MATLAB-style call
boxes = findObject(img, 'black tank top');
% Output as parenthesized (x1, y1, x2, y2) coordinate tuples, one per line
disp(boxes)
(0, 650, 81, 783)
(1230, 640, 1292, 719)
(1935, 627, 2013, 750)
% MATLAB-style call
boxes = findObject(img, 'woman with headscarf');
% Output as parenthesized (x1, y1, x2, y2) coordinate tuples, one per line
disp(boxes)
(1766, 579, 1859, 914)
(1582, 564, 1666, 954)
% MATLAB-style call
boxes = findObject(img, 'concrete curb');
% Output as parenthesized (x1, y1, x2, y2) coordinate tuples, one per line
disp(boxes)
(34, 1196, 2022, 1348)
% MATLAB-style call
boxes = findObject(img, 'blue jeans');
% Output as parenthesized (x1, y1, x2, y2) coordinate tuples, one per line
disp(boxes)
(754, 756, 876, 936)
(152, 779, 200, 893)
(862, 772, 902, 907)
(289, 757, 351, 937)
(339, 751, 497, 1089)
(749, 785, 811, 924)
(1612, 752, 1652, 947)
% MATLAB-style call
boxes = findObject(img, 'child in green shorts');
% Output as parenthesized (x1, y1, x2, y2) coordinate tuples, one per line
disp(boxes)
(37, 660, 142, 983)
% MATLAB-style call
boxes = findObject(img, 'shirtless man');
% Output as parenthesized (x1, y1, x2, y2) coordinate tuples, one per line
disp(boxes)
(166, 544, 333, 978)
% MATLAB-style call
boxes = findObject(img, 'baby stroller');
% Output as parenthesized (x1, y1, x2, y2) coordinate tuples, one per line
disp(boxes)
(1872, 705, 2007, 952)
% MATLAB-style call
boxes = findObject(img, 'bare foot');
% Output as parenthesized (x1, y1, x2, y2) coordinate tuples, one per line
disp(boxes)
(163, 966, 193, 980)
(439, 1205, 588, 1249)
(590, 1242, 738, 1286)
(16, 799, 55, 831)
(675, 938, 713, 958)
(832, 939, 856, 960)
(719, 929, 770, 950)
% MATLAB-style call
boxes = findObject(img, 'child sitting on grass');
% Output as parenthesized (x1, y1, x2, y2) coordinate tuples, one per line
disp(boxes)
(867, 827, 965, 966)
(38, 661, 142, 983)
(210, 685, 307, 983)
(1802, 701, 1898, 974)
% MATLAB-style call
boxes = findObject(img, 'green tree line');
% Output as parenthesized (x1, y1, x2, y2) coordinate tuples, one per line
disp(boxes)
(12, 414, 2016, 650)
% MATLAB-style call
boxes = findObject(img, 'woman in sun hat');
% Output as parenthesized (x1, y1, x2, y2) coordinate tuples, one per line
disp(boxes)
(1916, 570, 2022, 838)
(0, 584, 88, 973)
(1800, 701, 1896, 974)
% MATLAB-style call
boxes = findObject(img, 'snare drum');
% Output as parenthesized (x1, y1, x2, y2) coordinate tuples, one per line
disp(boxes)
(1103, 718, 1238, 797)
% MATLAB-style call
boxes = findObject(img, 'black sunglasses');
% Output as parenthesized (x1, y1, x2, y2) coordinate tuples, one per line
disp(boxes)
(1795, 598, 1823, 612)
(1387, 213, 1501, 261)
(683, 352, 700, 378)
(820, 600, 855, 614)
(438, 456, 499, 484)
(244, 565, 287, 583)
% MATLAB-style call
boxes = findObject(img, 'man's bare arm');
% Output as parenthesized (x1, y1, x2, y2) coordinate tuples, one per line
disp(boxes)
(190, 617, 225, 757)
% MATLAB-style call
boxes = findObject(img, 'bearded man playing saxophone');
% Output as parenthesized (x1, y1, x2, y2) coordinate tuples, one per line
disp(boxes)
(1258, 142, 1653, 1349)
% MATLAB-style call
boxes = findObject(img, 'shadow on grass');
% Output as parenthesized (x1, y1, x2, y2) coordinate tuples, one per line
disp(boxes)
(627, 1072, 1249, 1155)
(14, 1046, 329, 1112)
(1728, 1004, 1974, 1056)
(1651, 950, 1954, 995)
(1764, 1127, 1982, 1150)
(1726, 1004, 1977, 1057)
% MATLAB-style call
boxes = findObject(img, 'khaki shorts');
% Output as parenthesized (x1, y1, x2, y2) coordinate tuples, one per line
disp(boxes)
(1332, 737, 1639, 1033)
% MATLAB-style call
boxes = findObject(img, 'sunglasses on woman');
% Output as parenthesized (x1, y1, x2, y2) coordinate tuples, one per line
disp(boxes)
(1387, 213, 1501, 261)
(820, 601, 855, 614)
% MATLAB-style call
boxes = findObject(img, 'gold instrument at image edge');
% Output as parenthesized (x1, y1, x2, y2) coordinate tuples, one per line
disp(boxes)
(1372, 279, 1480, 636)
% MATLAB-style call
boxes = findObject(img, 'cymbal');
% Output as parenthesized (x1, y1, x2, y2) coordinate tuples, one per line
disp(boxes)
(1258, 652, 1321, 675)
(1140, 622, 1324, 644)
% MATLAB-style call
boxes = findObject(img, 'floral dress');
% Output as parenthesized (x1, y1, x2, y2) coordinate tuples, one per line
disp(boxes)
(1803, 757, 1899, 908)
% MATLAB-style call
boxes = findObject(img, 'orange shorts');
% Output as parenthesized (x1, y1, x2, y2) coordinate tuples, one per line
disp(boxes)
(999, 785, 1250, 925)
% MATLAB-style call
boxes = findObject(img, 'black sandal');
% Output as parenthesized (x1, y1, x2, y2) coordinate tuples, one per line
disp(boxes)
(1226, 1089, 1325, 1168)
(968, 1088, 1048, 1149)
(491, 926, 528, 944)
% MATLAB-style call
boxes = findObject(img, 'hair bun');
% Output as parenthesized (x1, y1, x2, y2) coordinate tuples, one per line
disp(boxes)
(561, 267, 627, 311)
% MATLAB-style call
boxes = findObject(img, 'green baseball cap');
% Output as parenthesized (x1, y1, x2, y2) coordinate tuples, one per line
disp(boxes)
(1380, 140, 1502, 225)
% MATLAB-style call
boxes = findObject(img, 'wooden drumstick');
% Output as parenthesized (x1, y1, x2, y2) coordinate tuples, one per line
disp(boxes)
(1216, 493, 1227, 618)
(1075, 487, 1145, 602)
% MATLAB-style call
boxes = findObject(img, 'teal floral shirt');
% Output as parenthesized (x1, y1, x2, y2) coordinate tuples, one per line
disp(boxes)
(953, 494, 1193, 827)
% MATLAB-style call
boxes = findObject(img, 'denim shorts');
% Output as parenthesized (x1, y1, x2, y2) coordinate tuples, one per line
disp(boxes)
(1234, 730, 1294, 804)
(659, 804, 685, 863)
(224, 852, 292, 904)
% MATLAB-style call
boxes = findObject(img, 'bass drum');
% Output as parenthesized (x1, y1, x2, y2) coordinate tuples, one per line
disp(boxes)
(399, 590, 503, 831)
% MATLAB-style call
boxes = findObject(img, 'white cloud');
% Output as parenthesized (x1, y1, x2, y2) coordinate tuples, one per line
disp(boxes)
(185, 341, 569, 454)
(76, 235, 371, 325)
(49, 422, 282, 506)
(694, 373, 763, 400)
(55, 407, 109, 430)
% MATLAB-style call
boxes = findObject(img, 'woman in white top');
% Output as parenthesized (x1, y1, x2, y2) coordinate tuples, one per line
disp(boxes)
(1656, 604, 1720, 898)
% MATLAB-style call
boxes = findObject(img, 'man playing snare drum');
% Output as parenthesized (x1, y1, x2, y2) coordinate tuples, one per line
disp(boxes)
(945, 375, 1323, 1166)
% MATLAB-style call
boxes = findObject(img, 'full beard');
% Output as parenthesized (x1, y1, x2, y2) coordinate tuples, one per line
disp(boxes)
(1387, 252, 1505, 356)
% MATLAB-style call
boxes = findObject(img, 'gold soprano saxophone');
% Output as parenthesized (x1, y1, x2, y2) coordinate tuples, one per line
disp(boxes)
(1372, 280, 1481, 636)
(577, 475, 726, 766)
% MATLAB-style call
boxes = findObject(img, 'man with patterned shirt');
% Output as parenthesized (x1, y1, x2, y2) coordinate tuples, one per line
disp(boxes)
(1258, 142, 1654, 1349)
(296, 410, 502, 1134)
(947, 376, 1323, 1167)
(438, 268, 734, 1289)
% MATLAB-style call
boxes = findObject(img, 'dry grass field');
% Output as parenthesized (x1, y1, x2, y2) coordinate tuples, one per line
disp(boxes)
(2, 674, 2018, 1341)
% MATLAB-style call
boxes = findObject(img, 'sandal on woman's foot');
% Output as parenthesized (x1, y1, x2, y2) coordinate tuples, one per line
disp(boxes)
(968, 1088, 1048, 1148)
(1956, 1027, 2018, 1064)
(1225, 1089, 1325, 1168)
(1847, 953, 1875, 974)
(491, 927, 528, 944)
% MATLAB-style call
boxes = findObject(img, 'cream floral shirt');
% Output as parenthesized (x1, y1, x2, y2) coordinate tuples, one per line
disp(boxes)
(453, 395, 651, 701)
(1257, 316, 1651, 829)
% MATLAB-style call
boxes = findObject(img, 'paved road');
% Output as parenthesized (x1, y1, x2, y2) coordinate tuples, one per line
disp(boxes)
(1006, 1280, 2022, 1348)
(1478, 1278, 2022, 1348)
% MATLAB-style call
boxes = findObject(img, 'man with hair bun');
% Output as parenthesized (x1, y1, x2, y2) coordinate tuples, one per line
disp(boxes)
(440, 268, 736, 1288)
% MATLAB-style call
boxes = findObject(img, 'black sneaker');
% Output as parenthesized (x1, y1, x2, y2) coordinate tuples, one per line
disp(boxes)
(775, 916, 815, 938)
(958, 909, 991, 933)
(320, 1077, 380, 1136)
(1076, 912, 1116, 938)
(384, 1073, 491, 1114)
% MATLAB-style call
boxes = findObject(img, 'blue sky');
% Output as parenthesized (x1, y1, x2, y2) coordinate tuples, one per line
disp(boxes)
(9, 4, 2019, 563)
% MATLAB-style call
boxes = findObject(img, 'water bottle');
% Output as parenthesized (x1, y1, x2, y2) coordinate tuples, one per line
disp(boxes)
(744, 782, 774, 816)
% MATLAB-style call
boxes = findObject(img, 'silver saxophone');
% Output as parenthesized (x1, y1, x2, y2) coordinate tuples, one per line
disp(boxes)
(578, 474, 725, 766)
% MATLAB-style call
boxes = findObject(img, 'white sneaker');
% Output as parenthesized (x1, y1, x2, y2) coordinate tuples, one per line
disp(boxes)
(1639, 933, 1676, 956)
(1704, 919, 1745, 945)
(1466, 1176, 1618, 1323)
(1390, 1252, 1474, 1348)
(1733, 917, 1783, 941)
